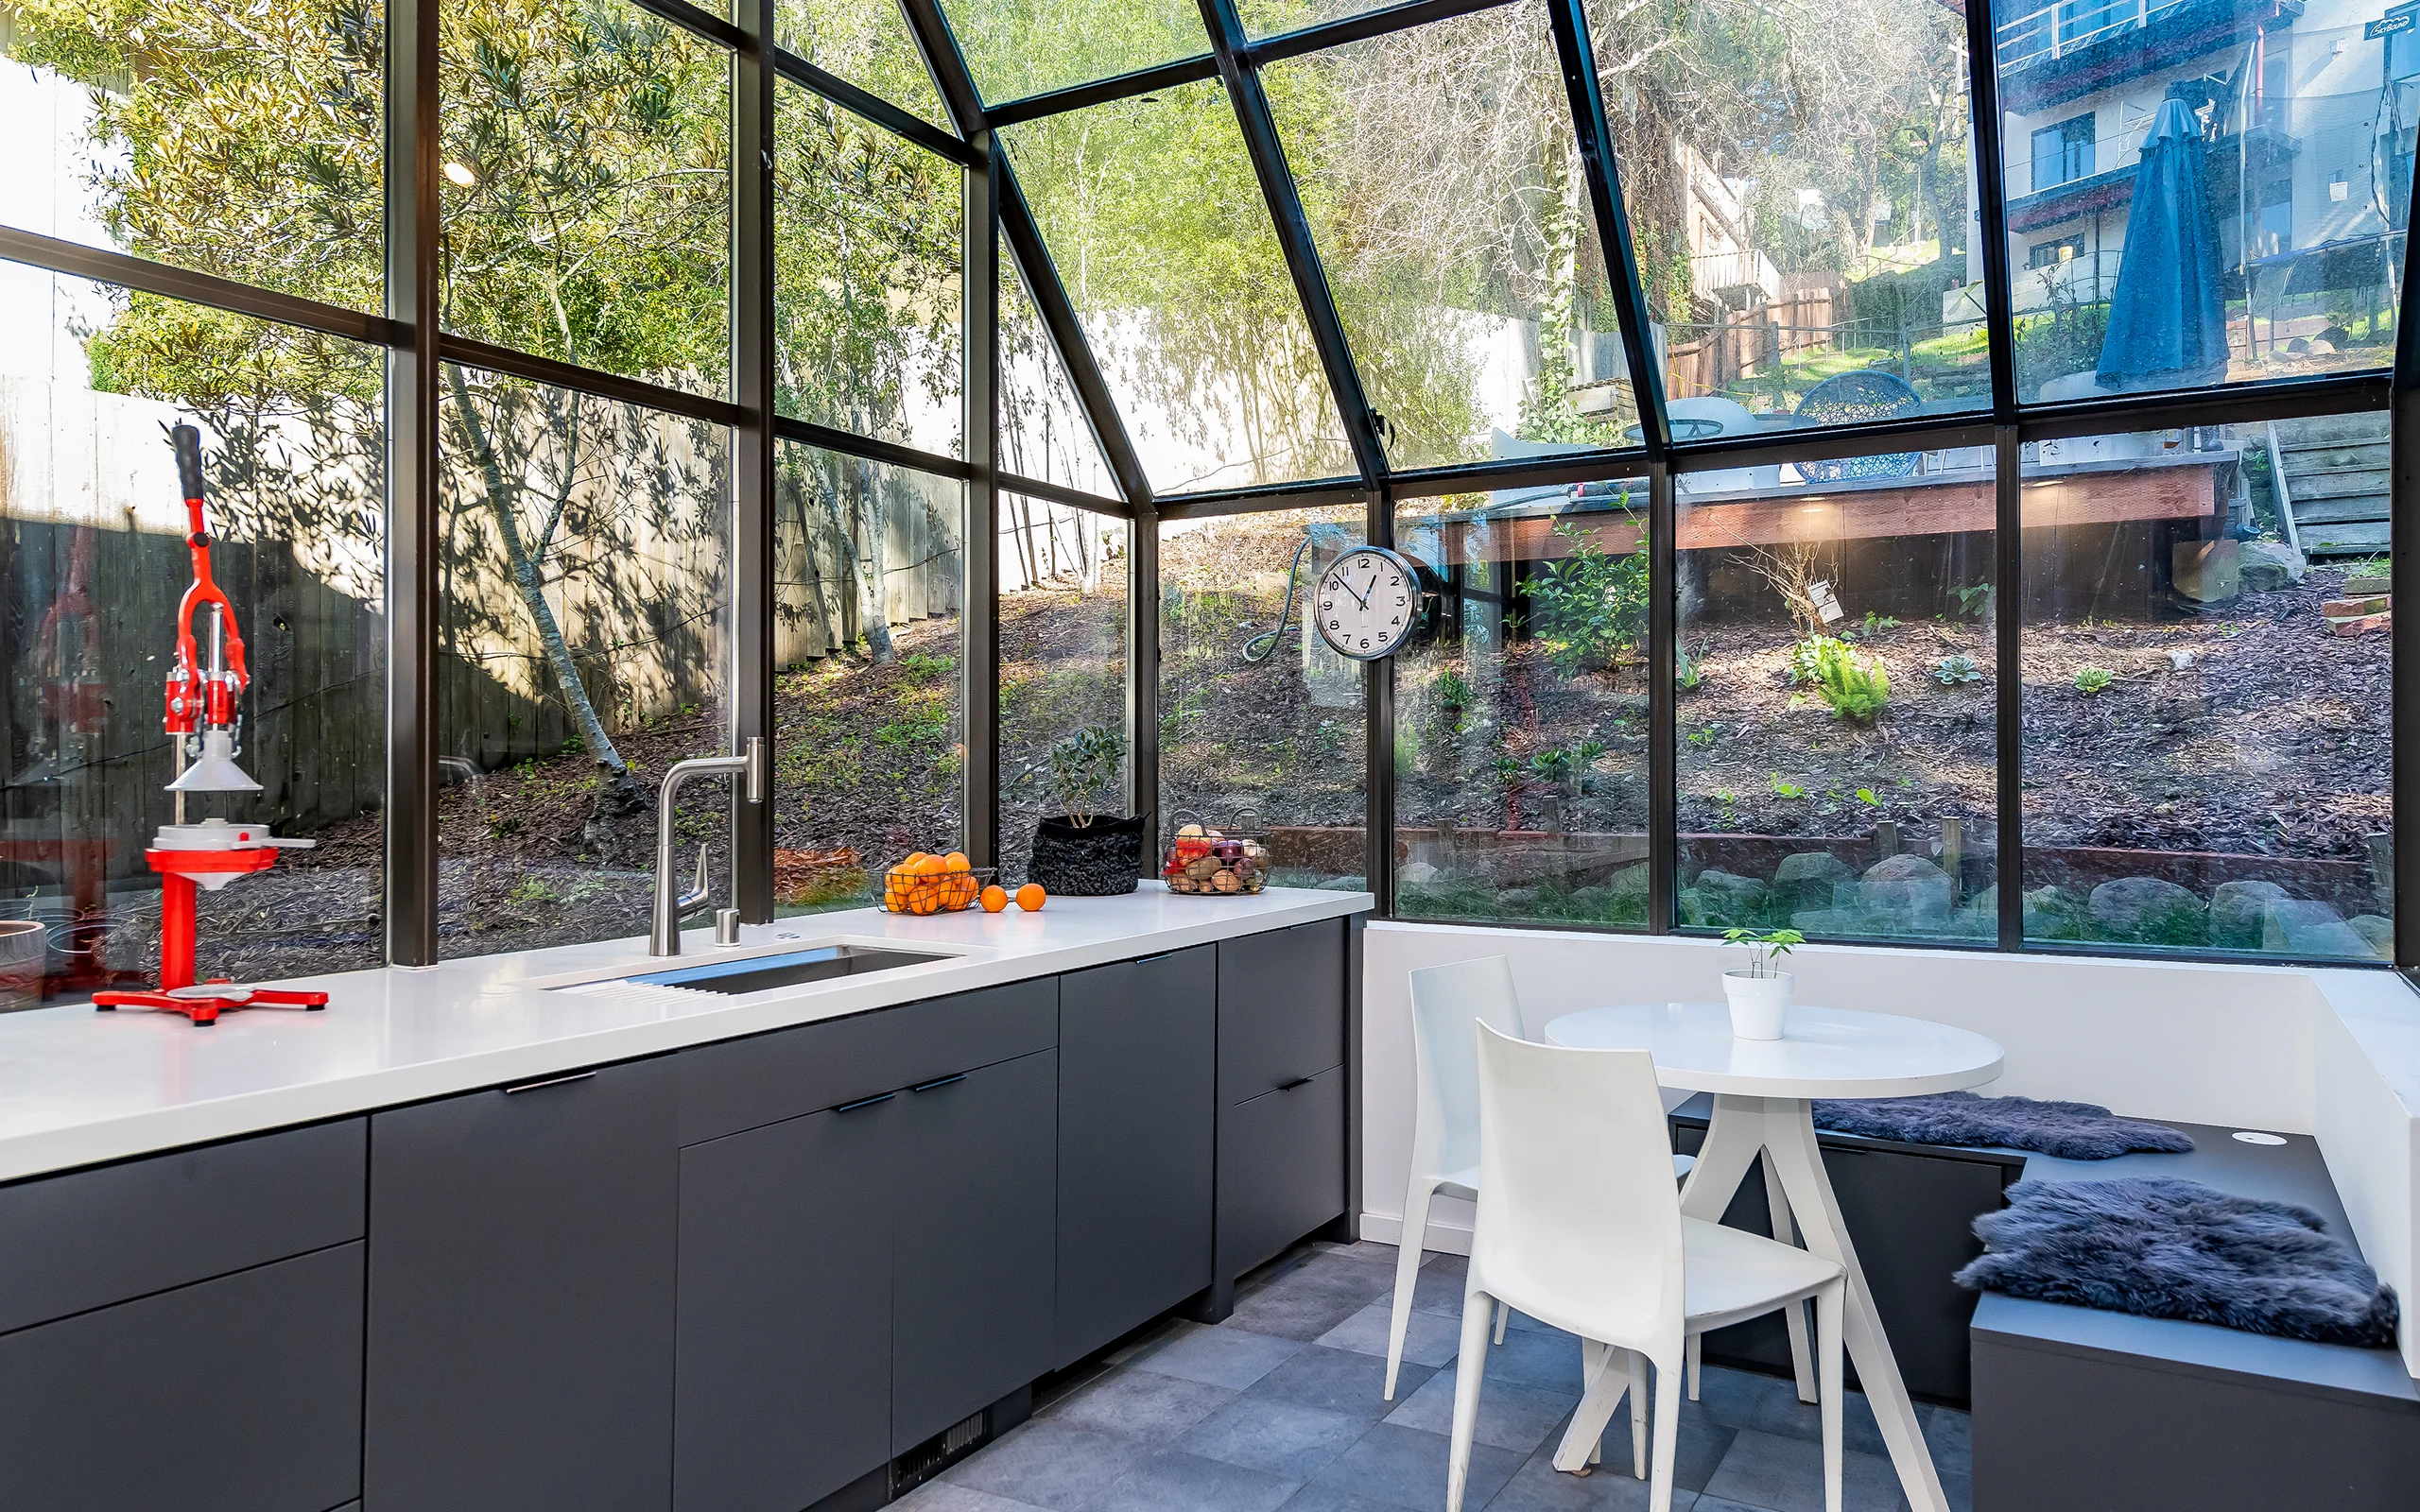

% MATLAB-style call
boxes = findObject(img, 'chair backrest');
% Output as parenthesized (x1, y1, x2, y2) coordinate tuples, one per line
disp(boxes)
(1406, 956, 1524, 1180)
(1471, 1022, 1684, 1342)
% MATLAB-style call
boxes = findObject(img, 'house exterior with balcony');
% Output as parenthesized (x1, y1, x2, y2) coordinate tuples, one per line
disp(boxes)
(1976, 0, 2415, 345)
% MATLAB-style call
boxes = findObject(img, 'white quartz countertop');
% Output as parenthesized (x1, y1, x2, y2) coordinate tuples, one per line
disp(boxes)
(0, 885, 1371, 1184)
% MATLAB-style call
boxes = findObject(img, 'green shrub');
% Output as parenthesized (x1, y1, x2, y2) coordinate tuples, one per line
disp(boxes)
(1520, 517, 1647, 676)
(1930, 654, 1981, 685)
(2074, 665, 2113, 695)
(1806, 638, 1890, 721)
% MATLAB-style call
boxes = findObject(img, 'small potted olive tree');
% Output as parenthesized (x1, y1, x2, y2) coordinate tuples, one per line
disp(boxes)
(1026, 725, 1142, 896)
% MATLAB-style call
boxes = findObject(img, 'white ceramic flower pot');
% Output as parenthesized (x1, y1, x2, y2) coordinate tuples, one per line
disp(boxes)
(1722, 970, 1792, 1040)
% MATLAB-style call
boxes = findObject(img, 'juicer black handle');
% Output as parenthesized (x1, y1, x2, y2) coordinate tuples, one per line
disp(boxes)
(172, 423, 206, 502)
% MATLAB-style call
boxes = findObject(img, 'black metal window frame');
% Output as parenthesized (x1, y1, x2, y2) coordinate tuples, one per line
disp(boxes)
(0, 0, 2407, 975)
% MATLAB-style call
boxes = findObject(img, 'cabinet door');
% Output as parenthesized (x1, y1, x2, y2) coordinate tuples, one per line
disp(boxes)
(1056, 950, 1216, 1366)
(0, 1242, 363, 1512)
(891, 1049, 1057, 1453)
(675, 1099, 894, 1512)
(1217, 919, 1346, 1103)
(1218, 1066, 1346, 1279)
(365, 1059, 678, 1512)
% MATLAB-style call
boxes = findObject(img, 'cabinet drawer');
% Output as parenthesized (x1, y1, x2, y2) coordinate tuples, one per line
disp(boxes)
(1217, 920, 1346, 1104)
(1217, 1065, 1345, 1279)
(0, 1241, 364, 1512)
(680, 977, 1058, 1144)
(0, 1117, 365, 1334)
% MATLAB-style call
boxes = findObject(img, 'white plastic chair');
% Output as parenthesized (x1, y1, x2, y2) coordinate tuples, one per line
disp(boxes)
(1386, 957, 1693, 1401)
(1444, 1025, 1847, 1512)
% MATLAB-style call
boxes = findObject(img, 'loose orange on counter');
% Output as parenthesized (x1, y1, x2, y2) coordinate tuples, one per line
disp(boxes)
(1014, 883, 1046, 912)
(979, 884, 1009, 913)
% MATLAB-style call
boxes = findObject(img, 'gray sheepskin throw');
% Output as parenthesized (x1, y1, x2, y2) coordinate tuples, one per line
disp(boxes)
(1954, 1177, 2398, 1348)
(1811, 1091, 2195, 1159)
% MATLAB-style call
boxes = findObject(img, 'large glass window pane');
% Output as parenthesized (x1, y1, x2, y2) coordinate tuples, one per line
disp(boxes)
(1675, 444, 1999, 942)
(1392, 477, 1651, 926)
(1160, 509, 1367, 887)
(777, 0, 952, 129)
(1992, 4, 2404, 400)
(940, 0, 1210, 105)
(2019, 418, 2390, 958)
(771, 441, 965, 914)
(776, 82, 963, 457)
(1586, 0, 1986, 433)
(438, 367, 731, 957)
(1236, 0, 1404, 36)
(0, 1, 384, 312)
(441, 0, 732, 400)
(1, 271, 384, 999)
(1001, 249, 1118, 496)
(1005, 79, 1354, 492)
(1266, 1, 1640, 470)
(999, 503, 1130, 882)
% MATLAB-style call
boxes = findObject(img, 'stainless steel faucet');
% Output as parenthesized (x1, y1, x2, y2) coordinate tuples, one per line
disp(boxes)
(649, 736, 768, 956)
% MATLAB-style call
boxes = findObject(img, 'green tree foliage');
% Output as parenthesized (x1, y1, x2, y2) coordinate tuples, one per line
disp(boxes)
(1519, 514, 1648, 678)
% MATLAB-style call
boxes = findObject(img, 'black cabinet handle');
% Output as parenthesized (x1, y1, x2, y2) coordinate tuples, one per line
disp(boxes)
(911, 1074, 966, 1093)
(1276, 1075, 1315, 1091)
(834, 1091, 896, 1113)
(502, 1071, 596, 1096)
(1133, 951, 1175, 965)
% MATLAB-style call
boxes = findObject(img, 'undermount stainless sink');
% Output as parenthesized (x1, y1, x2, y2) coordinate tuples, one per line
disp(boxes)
(621, 944, 951, 995)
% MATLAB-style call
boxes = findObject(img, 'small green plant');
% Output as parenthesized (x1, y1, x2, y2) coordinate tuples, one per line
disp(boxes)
(1856, 611, 1902, 639)
(1685, 724, 1718, 747)
(1434, 666, 1473, 713)
(1676, 642, 1703, 691)
(2074, 665, 2114, 695)
(1518, 515, 1648, 676)
(1769, 774, 1806, 799)
(1721, 926, 1806, 978)
(1787, 635, 1839, 687)
(1807, 638, 1890, 722)
(1855, 787, 1881, 807)
(1947, 583, 1994, 619)
(1035, 723, 1128, 827)
(1930, 654, 1982, 686)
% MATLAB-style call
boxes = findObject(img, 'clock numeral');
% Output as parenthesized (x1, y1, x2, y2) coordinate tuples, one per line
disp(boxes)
(1321, 600, 1333, 610)
(1359, 638, 1370, 649)
(1328, 619, 1341, 629)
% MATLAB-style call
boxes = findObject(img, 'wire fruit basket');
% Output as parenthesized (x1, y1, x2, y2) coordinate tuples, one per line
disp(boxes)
(1162, 824, 1268, 896)
(880, 855, 994, 916)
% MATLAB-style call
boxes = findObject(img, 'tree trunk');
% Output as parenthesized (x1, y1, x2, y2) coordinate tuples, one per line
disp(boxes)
(851, 454, 895, 662)
(443, 366, 628, 771)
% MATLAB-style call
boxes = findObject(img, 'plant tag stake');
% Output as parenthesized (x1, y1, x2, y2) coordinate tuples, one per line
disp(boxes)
(1808, 580, 1844, 624)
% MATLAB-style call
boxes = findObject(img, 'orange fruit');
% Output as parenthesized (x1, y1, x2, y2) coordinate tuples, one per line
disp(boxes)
(943, 850, 969, 870)
(979, 885, 1009, 913)
(1015, 883, 1046, 912)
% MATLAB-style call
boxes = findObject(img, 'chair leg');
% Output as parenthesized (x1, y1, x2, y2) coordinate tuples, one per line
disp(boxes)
(1685, 1332, 1701, 1401)
(1549, 1339, 1635, 1475)
(1382, 1179, 1436, 1400)
(1817, 1280, 1845, 1512)
(1648, 1352, 1684, 1512)
(1494, 1299, 1510, 1345)
(1444, 1287, 1498, 1512)
(1628, 1349, 1648, 1478)
(1577, 1341, 1610, 1467)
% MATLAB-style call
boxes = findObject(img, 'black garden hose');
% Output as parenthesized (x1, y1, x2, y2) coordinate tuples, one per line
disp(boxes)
(1241, 535, 1317, 663)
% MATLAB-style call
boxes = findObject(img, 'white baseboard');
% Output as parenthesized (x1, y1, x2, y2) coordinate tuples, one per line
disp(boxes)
(1357, 1211, 1473, 1257)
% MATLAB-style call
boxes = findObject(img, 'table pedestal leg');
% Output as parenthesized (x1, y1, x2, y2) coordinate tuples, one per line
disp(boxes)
(1753, 1095, 1948, 1512)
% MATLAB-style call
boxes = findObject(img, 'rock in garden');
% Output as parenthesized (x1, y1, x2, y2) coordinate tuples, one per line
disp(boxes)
(2238, 540, 2308, 593)
(2023, 885, 2087, 939)
(2286, 920, 2373, 957)
(2207, 879, 2289, 949)
(2261, 898, 2346, 954)
(2347, 915, 2394, 958)
(1859, 853, 1952, 922)
(2089, 876, 2206, 944)
(1397, 861, 1440, 887)
(1690, 868, 1769, 924)
(1605, 863, 1651, 910)
(1772, 851, 1855, 912)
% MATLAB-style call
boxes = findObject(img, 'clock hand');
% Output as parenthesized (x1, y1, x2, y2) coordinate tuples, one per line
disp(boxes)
(1339, 574, 1370, 610)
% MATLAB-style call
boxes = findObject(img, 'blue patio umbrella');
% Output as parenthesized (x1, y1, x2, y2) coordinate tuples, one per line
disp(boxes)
(2096, 95, 2230, 388)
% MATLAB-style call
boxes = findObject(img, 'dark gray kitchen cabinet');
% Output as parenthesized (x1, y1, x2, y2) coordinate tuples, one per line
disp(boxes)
(1218, 1065, 1346, 1280)
(1055, 948, 1217, 1366)
(675, 1099, 894, 1512)
(891, 1047, 1058, 1453)
(0, 1241, 363, 1512)
(1216, 919, 1347, 1103)
(365, 1057, 679, 1512)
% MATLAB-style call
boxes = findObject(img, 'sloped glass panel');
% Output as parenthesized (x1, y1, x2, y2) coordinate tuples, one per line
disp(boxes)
(999, 505, 1131, 881)
(1001, 248, 1118, 495)
(776, 81, 963, 457)
(1236, 0, 1411, 38)
(2019, 418, 2390, 958)
(940, 0, 1212, 105)
(1584, 0, 1986, 438)
(776, 0, 953, 129)
(1005, 79, 1354, 492)
(1266, 0, 1639, 470)
(771, 441, 967, 913)
(0, 1, 384, 314)
(1990, 2, 2403, 401)
(441, 0, 732, 401)
(1673, 441, 1999, 944)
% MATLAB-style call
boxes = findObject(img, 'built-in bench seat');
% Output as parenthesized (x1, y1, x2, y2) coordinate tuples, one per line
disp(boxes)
(1969, 1125, 2420, 1512)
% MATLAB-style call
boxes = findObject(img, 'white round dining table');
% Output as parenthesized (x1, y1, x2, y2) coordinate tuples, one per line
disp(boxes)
(1543, 1002, 2004, 1512)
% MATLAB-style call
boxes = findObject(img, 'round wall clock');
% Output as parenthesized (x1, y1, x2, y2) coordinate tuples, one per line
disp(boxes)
(1314, 545, 1423, 662)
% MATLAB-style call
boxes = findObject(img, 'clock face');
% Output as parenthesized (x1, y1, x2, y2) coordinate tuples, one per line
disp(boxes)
(1315, 547, 1420, 661)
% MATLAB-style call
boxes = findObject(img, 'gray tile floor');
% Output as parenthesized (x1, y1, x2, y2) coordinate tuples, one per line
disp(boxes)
(911, 1241, 1972, 1512)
